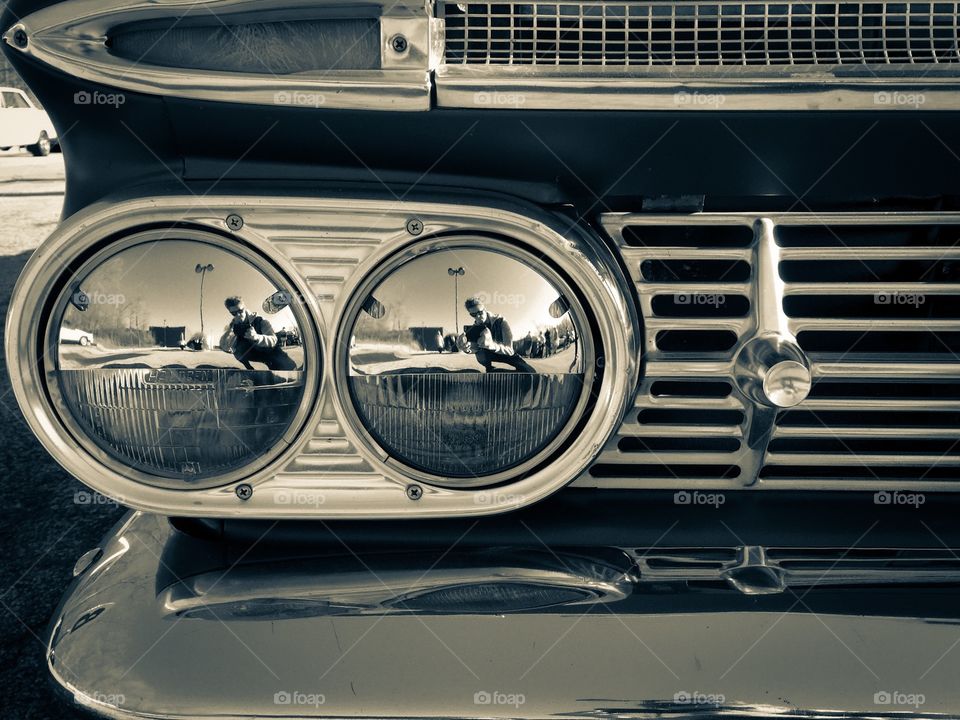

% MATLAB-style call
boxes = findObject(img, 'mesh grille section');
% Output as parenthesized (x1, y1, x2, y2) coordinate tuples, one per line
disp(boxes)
(440, 1, 960, 67)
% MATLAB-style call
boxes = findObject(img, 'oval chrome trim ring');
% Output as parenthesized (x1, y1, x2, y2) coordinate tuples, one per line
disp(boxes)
(6, 193, 639, 518)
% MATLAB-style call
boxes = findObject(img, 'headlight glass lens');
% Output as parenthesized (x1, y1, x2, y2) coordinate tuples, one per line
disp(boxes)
(51, 236, 313, 486)
(346, 244, 593, 484)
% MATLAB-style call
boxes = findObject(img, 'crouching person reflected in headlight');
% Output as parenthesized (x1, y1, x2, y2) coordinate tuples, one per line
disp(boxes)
(220, 295, 297, 371)
(457, 297, 536, 373)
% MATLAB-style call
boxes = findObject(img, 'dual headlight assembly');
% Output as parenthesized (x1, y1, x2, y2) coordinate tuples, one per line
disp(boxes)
(6, 197, 639, 517)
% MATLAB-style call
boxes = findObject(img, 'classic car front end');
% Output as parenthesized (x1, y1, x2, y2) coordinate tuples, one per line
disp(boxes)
(4, 0, 960, 717)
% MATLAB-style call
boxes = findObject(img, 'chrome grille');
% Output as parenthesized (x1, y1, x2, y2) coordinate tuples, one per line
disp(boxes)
(767, 217, 960, 484)
(440, 1, 960, 67)
(584, 215, 756, 487)
(580, 212, 960, 490)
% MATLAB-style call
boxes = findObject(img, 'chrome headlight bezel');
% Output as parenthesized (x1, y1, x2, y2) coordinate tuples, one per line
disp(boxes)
(334, 234, 601, 489)
(14, 223, 324, 494)
(6, 194, 639, 517)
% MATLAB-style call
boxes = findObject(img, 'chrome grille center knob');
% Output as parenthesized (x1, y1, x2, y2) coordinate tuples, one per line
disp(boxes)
(761, 359, 812, 408)
(735, 336, 812, 409)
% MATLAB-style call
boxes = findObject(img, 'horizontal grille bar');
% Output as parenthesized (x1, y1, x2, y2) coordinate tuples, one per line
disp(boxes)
(440, 1, 960, 68)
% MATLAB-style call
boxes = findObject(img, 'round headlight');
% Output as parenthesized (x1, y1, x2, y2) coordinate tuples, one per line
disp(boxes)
(46, 230, 318, 488)
(340, 238, 598, 487)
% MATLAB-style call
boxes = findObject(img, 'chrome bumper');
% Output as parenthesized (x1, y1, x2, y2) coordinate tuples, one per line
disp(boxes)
(49, 511, 960, 719)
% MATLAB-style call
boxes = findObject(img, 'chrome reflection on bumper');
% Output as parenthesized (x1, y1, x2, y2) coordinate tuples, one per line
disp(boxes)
(159, 548, 632, 619)
(50, 512, 960, 719)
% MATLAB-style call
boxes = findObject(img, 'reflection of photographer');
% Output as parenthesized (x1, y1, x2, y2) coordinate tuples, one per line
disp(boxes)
(219, 296, 296, 371)
(457, 297, 535, 373)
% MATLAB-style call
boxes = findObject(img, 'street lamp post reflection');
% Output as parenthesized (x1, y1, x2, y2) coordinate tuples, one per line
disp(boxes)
(447, 266, 464, 338)
(195, 263, 215, 347)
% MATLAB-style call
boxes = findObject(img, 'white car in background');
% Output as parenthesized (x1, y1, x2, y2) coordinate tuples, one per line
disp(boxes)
(0, 87, 57, 156)
(59, 327, 94, 346)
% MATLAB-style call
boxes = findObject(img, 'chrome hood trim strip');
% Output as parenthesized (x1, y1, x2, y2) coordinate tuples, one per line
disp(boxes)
(435, 66, 960, 111)
(7, 0, 960, 112)
(3, 0, 440, 112)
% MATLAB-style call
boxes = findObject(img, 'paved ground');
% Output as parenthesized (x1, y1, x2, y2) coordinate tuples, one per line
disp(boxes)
(0, 152, 65, 255)
(0, 150, 121, 718)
